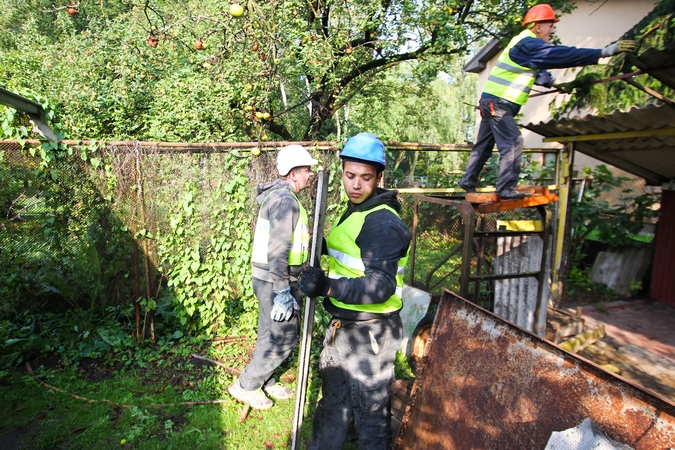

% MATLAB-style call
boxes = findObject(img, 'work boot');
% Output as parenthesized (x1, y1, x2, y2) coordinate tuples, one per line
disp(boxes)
(459, 183, 476, 194)
(498, 190, 526, 200)
(228, 379, 273, 410)
(264, 383, 294, 400)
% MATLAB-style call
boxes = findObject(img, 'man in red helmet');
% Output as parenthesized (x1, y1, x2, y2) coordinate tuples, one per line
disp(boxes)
(459, 3, 637, 199)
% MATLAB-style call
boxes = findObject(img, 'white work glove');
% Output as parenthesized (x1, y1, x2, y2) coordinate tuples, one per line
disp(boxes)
(270, 286, 298, 322)
(601, 40, 637, 57)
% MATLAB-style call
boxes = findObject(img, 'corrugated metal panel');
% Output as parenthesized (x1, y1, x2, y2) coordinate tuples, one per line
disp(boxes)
(651, 189, 675, 306)
(394, 291, 675, 450)
(525, 105, 675, 186)
(493, 235, 544, 331)
(524, 43, 675, 186)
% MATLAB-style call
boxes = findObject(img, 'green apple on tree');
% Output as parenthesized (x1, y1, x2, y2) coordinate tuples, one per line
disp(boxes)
(229, 3, 244, 17)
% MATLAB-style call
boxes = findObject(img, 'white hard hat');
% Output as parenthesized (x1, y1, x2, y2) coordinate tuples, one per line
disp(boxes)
(277, 145, 318, 176)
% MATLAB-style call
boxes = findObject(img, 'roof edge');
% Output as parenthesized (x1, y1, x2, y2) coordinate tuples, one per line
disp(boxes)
(464, 38, 502, 73)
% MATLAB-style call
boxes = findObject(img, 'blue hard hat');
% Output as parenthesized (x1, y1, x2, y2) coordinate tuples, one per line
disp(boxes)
(340, 133, 386, 167)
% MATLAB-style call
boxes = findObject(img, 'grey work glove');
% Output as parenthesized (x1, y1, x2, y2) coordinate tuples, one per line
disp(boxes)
(601, 40, 637, 57)
(270, 286, 298, 322)
(535, 70, 555, 88)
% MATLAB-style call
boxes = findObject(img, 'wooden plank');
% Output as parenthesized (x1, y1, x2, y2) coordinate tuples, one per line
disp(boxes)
(465, 192, 499, 203)
(465, 185, 552, 204)
(476, 193, 558, 213)
(516, 185, 549, 195)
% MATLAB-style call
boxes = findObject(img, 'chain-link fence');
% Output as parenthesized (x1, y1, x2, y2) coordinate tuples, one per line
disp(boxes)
(0, 140, 344, 322)
(1, 140, 659, 322)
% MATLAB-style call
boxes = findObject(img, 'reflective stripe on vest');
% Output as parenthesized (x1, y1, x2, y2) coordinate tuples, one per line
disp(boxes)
(327, 204, 409, 314)
(483, 29, 538, 106)
(251, 189, 309, 266)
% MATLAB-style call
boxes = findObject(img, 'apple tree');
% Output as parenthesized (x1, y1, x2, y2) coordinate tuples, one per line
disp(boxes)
(0, 0, 572, 142)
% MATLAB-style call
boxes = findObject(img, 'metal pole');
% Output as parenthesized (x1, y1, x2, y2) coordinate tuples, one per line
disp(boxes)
(551, 143, 575, 307)
(291, 169, 329, 450)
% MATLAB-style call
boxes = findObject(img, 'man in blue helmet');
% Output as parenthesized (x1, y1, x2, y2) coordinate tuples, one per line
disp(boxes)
(300, 133, 412, 450)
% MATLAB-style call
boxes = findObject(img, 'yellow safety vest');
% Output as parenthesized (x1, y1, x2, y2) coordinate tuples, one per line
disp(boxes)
(483, 29, 538, 106)
(251, 189, 309, 266)
(327, 204, 408, 314)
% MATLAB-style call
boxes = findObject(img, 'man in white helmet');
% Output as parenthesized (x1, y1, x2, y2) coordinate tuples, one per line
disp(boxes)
(228, 145, 318, 410)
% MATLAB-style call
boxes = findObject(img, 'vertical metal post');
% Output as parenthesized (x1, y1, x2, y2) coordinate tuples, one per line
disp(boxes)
(534, 206, 552, 337)
(474, 213, 486, 303)
(459, 202, 474, 298)
(291, 169, 329, 450)
(409, 196, 420, 286)
(551, 143, 575, 307)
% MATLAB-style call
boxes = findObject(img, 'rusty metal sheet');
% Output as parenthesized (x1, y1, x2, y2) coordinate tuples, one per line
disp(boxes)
(394, 291, 675, 450)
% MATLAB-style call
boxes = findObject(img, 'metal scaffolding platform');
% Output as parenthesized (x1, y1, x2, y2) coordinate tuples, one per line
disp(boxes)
(409, 187, 558, 336)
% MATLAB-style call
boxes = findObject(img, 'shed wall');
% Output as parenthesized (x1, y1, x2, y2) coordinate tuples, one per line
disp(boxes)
(651, 188, 675, 306)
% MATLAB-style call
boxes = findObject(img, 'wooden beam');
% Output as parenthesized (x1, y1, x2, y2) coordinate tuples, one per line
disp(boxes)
(473, 192, 559, 213)
(623, 78, 675, 107)
(543, 127, 675, 143)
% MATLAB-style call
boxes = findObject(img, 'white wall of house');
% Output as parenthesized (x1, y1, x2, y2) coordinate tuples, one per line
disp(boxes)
(473, 0, 656, 170)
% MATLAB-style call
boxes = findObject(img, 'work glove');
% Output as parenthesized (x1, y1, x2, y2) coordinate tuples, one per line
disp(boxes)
(601, 40, 637, 57)
(534, 71, 555, 88)
(300, 266, 331, 298)
(271, 286, 298, 322)
(555, 82, 574, 94)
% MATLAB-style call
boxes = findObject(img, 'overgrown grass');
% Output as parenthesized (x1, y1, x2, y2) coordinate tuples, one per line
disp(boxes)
(0, 331, 313, 449)
(0, 306, 415, 449)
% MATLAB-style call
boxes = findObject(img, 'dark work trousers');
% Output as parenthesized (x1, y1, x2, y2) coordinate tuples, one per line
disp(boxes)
(237, 278, 301, 391)
(309, 314, 403, 450)
(460, 96, 524, 194)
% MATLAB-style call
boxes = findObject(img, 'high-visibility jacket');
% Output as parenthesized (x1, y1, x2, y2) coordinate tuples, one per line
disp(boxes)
(251, 189, 309, 266)
(326, 204, 408, 314)
(483, 29, 538, 106)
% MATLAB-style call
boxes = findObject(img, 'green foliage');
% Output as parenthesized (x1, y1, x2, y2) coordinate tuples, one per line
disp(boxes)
(394, 350, 415, 380)
(0, 331, 300, 449)
(571, 165, 658, 249)
(157, 152, 256, 334)
(0, 0, 572, 141)
(566, 266, 619, 304)
(0, 309, 134, 369)
(0, 142, 134, 315)
(630, 279, 643, 296)
(348, 61, 477, 182)
(552, 0, 675, 118)
(567, 165, 659, 301)
(451, 152, 556, 191)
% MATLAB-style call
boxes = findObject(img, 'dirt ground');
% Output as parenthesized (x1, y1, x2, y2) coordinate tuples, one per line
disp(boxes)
(572, 299, 675, 404)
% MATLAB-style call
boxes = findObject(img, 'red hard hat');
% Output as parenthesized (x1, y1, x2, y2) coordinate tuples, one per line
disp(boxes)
(522, 4, 560, 26)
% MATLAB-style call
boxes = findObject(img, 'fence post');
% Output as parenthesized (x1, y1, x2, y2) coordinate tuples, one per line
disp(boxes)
(551, 143, 575, 307)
